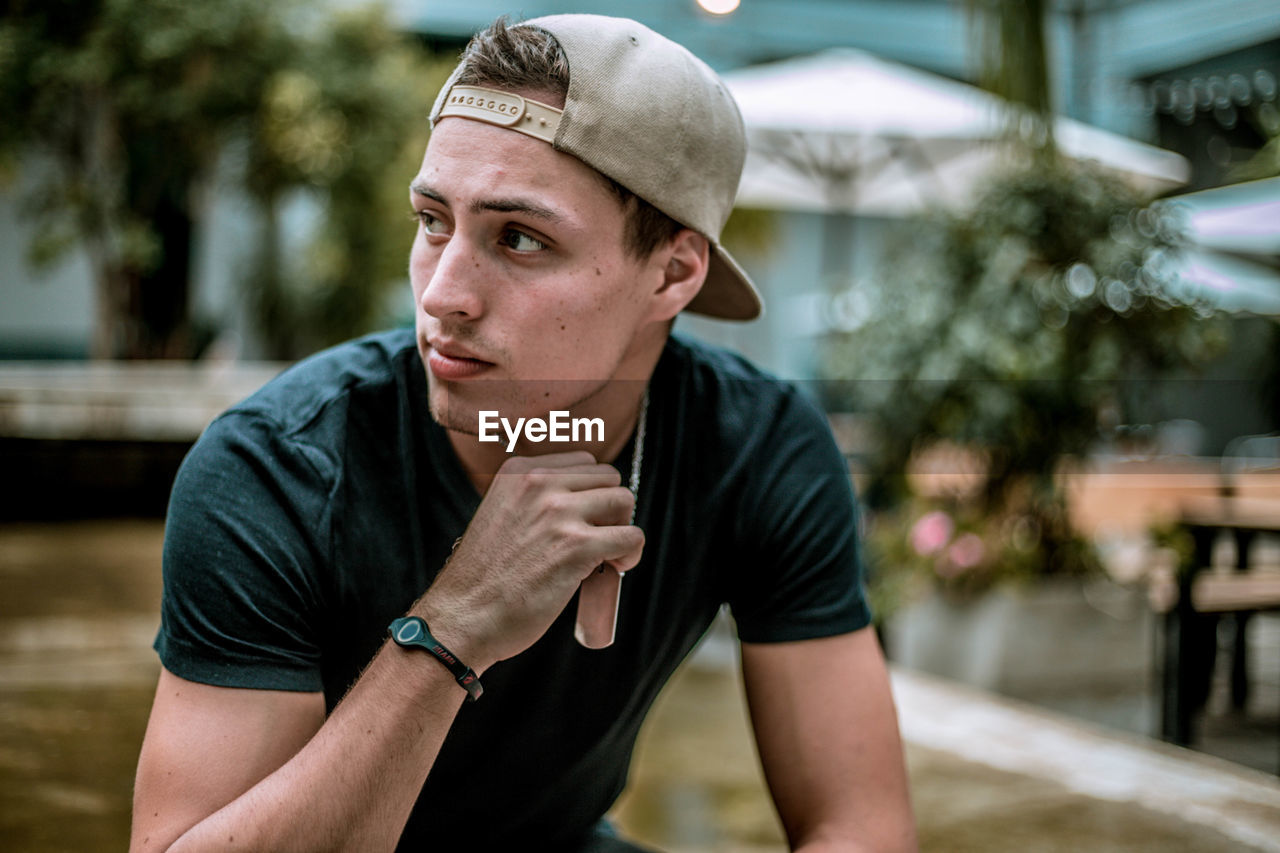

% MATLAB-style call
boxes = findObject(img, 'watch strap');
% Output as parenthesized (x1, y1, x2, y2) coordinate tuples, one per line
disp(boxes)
(388, 616, 483, 701)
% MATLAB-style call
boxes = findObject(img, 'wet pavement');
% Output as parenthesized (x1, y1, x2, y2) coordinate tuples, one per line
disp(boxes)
(2, 521, 1278, 851)
(0, 521, 162, 850)
(614, 644, 1280, 852)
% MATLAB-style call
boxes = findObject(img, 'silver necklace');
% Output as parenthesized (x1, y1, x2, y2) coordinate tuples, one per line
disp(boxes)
(627, 388, 648, 520)
(572, 388, 648, 649)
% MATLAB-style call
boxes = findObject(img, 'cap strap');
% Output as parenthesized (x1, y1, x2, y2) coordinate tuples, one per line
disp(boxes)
(436, 84, 562, 144)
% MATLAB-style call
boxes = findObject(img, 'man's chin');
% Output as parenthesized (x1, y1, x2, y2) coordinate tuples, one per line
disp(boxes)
(427, 389, 480, 436)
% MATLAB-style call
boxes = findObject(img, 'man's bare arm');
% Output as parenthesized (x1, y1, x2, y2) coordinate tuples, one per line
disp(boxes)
(132, 653, 465, 852)
(131, 673, 324, 850)
(742, 627, 917, 852)
(132, 452, 644, 852)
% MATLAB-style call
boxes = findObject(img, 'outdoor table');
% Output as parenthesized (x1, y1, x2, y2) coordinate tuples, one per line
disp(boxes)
(1162, 495, 1280, 774)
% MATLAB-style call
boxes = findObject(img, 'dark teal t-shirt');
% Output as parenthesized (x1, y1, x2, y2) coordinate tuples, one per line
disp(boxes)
(156, 328, 870, 850)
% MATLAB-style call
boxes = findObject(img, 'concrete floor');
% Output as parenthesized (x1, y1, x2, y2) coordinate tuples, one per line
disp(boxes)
(2, 520, 1279, 851)
(613, 648, 1280, 852)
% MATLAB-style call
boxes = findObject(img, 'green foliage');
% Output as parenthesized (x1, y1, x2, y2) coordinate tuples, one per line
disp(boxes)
(825, 163, 1228, 507)
(1228, 100, 1280, 182)
(241, 7, 452, 358)
(719, 206, 778, 261)
(825, 164, 1229, 608)
(0, 0, 447, 358)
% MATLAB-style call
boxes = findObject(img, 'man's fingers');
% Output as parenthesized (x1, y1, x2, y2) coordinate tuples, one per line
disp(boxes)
(494, 455, 622, 493)
(599, 525, 645, 574)
(568, 522, 644, 578)
(528, 464, 622, 493)
(574, 486, 636, 526)
(497, 451, 597, 473)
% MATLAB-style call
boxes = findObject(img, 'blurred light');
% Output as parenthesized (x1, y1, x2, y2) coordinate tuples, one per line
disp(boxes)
(1104, 279, 1132, 313)
(1151, 80, 1170, 112)
(827, 287, 872, 332)
(1040, 303, 1068, 330)
(1066, 263, 1097, 300)
(1191, 77, 1211, 110)
(1208, 76, 1229, 109)
(1228, 73, 1251, 105)
(1207, 134, 1232, 166)
(697, 0, 741, 15)
(1260, 102, 1280, 136)
(1255, 69, 1277, 101)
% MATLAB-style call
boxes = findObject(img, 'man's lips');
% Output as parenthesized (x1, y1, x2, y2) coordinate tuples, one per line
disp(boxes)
(426, 341, 494, 381)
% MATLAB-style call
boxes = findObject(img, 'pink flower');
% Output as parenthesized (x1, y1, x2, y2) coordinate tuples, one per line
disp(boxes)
(910, 511, 953, 555)
(947, 533, 986, 569)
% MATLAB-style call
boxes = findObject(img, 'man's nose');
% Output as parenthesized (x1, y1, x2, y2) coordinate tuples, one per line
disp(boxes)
(420, 234, 485, 320)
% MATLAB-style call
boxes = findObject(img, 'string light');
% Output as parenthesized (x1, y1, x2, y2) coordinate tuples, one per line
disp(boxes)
(697, 0, 741, 15)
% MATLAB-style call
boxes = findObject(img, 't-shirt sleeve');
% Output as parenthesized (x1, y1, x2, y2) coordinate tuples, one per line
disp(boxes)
(155, 411, 334, 691)
(726, 387, 872, 643)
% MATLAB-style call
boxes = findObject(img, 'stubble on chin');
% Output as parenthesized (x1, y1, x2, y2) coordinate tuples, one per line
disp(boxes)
(425, 378, 481, 437)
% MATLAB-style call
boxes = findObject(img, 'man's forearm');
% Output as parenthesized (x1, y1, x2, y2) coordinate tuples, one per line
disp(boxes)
(160, 641, 467, 853)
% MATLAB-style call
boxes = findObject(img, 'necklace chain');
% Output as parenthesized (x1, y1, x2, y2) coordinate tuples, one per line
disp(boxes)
(627, 388, 648, 524)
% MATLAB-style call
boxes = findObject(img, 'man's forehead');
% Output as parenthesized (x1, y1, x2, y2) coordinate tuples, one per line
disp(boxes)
(424, 117, 578, 178)
(415, 117, 624, 218)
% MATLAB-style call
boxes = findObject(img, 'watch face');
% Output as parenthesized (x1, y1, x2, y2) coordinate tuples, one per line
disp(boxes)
(393, 618, 424, 644)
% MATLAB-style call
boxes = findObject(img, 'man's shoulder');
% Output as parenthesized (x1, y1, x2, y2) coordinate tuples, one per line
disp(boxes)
(662, 332, 810, 427)
(225, 328, 417, 437)
(664, 332, 787, 391)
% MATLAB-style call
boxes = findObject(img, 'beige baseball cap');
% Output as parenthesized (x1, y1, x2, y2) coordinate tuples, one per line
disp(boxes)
(429, 14, 762, 321)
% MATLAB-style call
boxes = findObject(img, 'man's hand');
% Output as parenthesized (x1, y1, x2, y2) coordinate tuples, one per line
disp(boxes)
(417, 451, 645, 670)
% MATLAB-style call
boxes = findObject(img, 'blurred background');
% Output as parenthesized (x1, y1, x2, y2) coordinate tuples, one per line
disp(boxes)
(1, 0, 1278, 850)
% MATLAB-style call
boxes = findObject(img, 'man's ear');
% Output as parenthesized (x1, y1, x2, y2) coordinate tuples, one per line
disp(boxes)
(646, 229, 710, 323)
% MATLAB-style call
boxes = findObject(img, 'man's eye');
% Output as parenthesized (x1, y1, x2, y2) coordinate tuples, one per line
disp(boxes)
(500, 229, 547, 253)
(415, 211, 449, 235)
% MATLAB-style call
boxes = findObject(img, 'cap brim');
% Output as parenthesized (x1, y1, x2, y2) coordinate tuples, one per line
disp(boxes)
(684, 243, 763, 321)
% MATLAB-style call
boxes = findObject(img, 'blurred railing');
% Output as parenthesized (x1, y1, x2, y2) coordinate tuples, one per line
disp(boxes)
(0, 361, 289, 442)
(0, 362, 289, 519)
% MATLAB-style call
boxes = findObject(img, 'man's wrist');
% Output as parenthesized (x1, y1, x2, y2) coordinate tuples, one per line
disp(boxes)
(412, 594, 494, 675)
(388, 616, 483, 701)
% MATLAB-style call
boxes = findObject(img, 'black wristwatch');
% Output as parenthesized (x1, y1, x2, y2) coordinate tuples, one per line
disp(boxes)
(388, 616, 483, 702)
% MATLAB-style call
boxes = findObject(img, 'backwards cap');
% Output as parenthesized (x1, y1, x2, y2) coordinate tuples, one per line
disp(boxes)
(429, 14, 762, 321)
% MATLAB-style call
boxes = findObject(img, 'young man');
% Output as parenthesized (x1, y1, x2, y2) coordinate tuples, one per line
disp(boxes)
(132, 14, 915, 852)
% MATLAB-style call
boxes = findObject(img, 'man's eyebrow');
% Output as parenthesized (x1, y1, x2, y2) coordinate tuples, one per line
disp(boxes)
(410, 180, 446, 205)
(470, 197, 564, 224)
(410, 179, 565, 225)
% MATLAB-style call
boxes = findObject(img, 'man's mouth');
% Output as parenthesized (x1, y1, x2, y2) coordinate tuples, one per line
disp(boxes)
(426, 340, 495, 381)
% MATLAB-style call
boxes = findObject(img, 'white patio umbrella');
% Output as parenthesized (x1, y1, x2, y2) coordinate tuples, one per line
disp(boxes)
(1177, 176, 1280, 257)
(1165, 177, 1280, 314)
(723, 49, 1191, 216)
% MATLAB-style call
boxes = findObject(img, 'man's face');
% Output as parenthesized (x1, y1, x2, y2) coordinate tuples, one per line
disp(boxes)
(409, 113, 659, 435)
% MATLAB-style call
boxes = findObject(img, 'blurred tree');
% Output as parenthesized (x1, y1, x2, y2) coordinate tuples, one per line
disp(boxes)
(242, 8, 452, 359)
(719, 206, 777, 262)
(966, 0, 1054, 155)
(0, 0, 446, 359)
(823, 164, 1229, 577)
